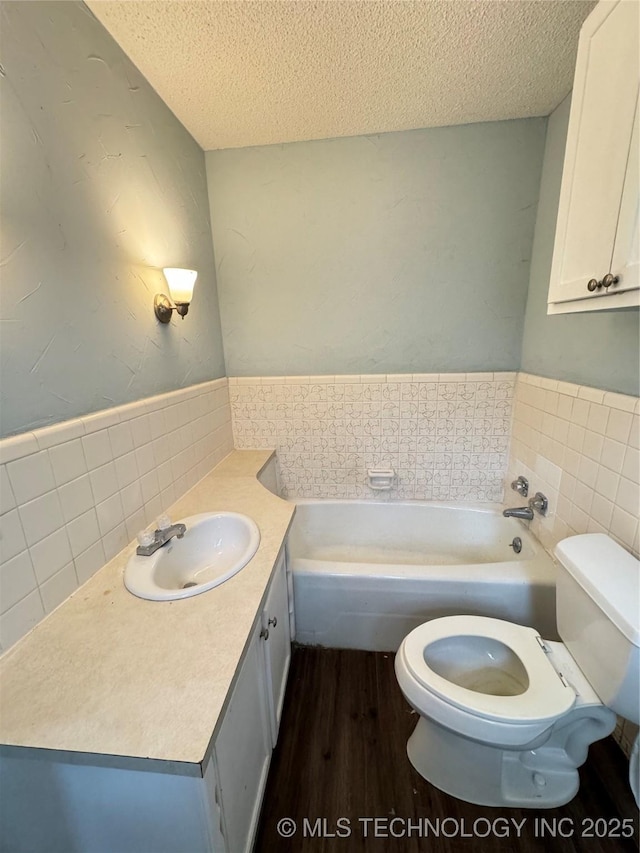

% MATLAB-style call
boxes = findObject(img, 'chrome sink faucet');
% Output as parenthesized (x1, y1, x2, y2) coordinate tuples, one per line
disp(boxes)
(503, 492, 548, 521)
(136, 516, 187, 556)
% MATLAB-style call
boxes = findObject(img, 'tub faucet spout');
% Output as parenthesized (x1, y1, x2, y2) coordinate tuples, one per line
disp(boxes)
(502, 506, 534, 521)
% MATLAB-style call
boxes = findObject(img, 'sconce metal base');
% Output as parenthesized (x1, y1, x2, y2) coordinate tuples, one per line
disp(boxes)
(154, 294, 173, 324)
(154, 294, 190, 323)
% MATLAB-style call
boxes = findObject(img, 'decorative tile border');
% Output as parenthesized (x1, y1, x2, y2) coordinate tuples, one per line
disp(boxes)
(229, 373, 516, 502)
(0, 379, 232, 651)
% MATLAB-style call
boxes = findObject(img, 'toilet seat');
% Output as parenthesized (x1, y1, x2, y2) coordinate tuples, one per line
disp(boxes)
(402, 615, 576, 726)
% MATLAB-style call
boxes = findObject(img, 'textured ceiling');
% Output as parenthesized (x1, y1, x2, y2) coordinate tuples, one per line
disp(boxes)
(87, 0, 596, 151)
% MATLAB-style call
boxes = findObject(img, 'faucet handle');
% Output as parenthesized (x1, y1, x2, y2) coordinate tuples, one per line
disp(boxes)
(511, 475, 529, 497)
(157, 514, 172, 531)
(528, 492, 548, 516)
(137, 530, 155, 548)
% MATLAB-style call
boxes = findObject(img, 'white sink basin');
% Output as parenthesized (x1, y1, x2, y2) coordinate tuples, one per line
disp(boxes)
(124, 512, 260, 601)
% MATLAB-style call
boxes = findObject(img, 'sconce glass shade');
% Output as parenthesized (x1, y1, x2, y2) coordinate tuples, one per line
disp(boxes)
(163, 268, 197, 305)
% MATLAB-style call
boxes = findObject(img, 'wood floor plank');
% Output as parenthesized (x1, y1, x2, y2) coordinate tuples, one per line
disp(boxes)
(255, 647, 638, 853)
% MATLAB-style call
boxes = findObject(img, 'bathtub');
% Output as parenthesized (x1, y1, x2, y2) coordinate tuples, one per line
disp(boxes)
(287, 501, 558, 652)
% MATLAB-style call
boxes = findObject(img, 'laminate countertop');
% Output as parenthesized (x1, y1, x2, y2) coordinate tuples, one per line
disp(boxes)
(0, 451, 295, 774)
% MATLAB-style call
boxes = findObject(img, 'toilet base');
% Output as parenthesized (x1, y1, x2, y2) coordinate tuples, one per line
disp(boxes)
(407, 712, 612, 808)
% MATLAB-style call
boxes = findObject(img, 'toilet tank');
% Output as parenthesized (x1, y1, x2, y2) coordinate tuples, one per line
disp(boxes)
(554, 534, 639, 723)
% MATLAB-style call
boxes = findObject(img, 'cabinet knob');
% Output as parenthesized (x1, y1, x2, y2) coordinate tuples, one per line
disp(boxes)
(268, 616, 278, 628)
(587, 278, 601, 292)
(260, 628, 269, 641)
(602, 273, 619, 289)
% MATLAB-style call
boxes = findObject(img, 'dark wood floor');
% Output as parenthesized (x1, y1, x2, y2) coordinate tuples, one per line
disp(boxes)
(255, 647, 638, 853)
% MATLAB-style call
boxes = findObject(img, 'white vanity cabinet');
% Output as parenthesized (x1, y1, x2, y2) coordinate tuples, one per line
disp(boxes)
(213, 616, 273, 853)
(548, 0, 639, 314)
(261, 549, 292, 745)
(213, 549, 291, 853)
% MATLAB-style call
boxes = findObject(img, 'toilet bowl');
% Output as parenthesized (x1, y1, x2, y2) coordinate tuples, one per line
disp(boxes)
(395, 534, 639, 808)
(395, 615, 616, 807)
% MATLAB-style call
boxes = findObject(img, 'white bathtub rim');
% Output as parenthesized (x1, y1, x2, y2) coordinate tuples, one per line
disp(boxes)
(290, 556, 555, 581)
(290, 498, 511, 516)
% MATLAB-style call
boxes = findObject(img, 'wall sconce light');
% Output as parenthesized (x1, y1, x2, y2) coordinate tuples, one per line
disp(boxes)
(154, 268, 198, 323)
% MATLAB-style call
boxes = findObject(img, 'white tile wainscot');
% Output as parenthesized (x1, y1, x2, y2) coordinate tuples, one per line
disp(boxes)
(230, 373, 515, 502)
(506, 373, 639, 557)
(0, 379, 232, 651)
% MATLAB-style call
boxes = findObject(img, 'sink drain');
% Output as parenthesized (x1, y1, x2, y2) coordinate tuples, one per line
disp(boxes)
(182, 581, 198, 589)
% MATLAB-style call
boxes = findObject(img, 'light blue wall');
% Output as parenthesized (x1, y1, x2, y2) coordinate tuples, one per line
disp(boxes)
(0, 2, 226, 437)
(206, 119, 547, 377)
(521, 96, 640, 395)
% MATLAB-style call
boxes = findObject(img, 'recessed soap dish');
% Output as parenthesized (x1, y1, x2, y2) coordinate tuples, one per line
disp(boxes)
(367, 469, 396, 491)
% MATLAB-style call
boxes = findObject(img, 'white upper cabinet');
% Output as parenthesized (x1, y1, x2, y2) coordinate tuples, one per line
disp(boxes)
(548, 0, 639, 314)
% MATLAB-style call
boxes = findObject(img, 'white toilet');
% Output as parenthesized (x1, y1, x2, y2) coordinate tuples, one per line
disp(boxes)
(395, 533, 639, 808)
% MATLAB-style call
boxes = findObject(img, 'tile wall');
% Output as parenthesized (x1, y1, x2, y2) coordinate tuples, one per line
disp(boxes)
(507, 372, 639, 557)
(0, 379, 232, 651)
(230, 373, 516, 501)
(507, 372, 639, 759)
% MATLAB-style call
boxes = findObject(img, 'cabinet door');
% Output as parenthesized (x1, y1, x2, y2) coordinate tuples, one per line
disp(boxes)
(261, 551, 292, 746)
(548, 0, 639, 309)
(214, 621, 272, 853)
(611, 99, 639, 290)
